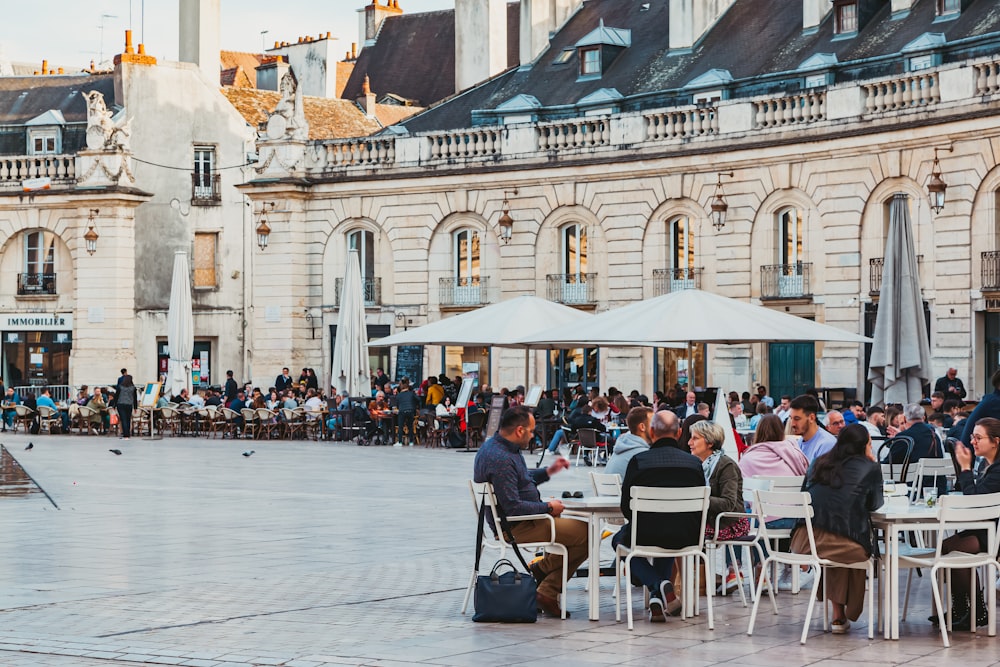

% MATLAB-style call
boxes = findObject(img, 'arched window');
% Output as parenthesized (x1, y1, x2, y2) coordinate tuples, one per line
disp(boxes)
(20, 231, 56, 295)
(562, 223, 587, 277)
(765, 207, 807, 298)
(777, 207, 803, 266)
(450, 228, 482, 305)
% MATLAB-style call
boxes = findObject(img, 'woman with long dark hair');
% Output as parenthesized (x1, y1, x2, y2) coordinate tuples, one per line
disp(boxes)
(932, 416, 1000, 628)
(792, 423, 882, 634)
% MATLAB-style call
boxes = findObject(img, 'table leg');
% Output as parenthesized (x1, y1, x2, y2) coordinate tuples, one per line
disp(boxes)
(890, 526, 900, 640)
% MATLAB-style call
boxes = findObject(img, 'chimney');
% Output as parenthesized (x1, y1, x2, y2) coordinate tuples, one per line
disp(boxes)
(669, 0, 735, 52)
(361, 1, 403, 46)
(179, 0, 221, 84)
(802, 0, 832, 32)
(455, 0, 508, 91)
(358, 75, 377, 118)
(256, 57, 290, 92)
(520, 0, 581, 65)
(41, 60, 49, 75)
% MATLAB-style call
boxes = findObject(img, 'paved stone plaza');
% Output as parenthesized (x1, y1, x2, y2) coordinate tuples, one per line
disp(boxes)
(0, 433, 995, 666)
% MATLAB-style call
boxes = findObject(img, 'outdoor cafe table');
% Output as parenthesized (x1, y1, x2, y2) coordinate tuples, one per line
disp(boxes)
(870, 502, 940, 640)
(562, 496, 623, 621)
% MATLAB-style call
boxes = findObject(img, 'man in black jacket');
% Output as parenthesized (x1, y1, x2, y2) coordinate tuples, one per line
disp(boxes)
(394, 379, 420, 445)
(612, 410, 704, 622)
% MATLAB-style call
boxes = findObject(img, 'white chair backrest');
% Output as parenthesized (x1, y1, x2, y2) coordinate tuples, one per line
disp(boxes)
(765, 475, 805, 493)
(918, 458, 955, 485)
(939, 491, 1000, 523)
(628, 485, 711, 548)
(743, 476, 773, 504)
(755, 490, 814, 521)
(591, 471, 622, 496)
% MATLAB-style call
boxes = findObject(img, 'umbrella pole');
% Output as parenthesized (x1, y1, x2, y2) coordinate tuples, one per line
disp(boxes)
(688, 342, 694, 390)
(525, 349, 530, 389)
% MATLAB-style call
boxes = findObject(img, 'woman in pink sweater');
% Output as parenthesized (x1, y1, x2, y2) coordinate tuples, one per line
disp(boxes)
(739, 414, 809, 479)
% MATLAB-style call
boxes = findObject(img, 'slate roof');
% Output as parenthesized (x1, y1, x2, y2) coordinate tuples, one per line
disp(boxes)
(341, 2, 520, 108)
(399, 0, 1000, 133)
(0, 73, 115, 125)
(221, 87, 385, 139)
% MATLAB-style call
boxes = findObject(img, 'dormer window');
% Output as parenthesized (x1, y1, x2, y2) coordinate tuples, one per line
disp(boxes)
(580, 48, 601, 76)
(937, 0, 960, 16)
(25, 110, 65, 156)
(834, 0, 858, 35)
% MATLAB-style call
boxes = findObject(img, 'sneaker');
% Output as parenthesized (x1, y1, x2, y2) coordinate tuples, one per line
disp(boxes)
(795, 568, 815, 593)
(393, 441, 403, 447)
(660, 580, 682, 616)
(648, 596, 666, 622)
(831, 618, 851, 634)
(776, 567, 794, 592)
(717, 570, 739, 594)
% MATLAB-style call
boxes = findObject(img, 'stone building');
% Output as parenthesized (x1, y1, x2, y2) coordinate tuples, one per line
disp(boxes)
(242, 0, 1000, 401)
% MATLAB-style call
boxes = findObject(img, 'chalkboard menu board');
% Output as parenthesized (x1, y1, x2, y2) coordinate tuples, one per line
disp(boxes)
(394, 345, 424, 383)
(486, 395, 509, 439)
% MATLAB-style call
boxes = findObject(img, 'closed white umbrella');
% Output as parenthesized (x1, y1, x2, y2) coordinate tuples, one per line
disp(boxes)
(516, 289, 872, 347)
(166, 251, 193, 399)
(332, 250, 370, 397)
(867, 193, 932, 406)
(712, 387, 738, 456)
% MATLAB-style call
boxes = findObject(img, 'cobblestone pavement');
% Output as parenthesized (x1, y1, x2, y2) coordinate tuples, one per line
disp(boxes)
(0, 433, 995, 666)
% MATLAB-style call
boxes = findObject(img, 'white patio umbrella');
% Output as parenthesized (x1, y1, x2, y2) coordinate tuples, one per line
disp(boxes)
(369, 295, 591, 348)
(712, 387, 738, 456)
(516, 289, 872, 347)
(332, 250, 371, 397)
(165, 251, 193, 399)
(867, 193, 932, 406)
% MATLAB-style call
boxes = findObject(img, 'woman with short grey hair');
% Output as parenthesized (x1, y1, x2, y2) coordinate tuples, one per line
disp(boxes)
(687, 419, 749, 593)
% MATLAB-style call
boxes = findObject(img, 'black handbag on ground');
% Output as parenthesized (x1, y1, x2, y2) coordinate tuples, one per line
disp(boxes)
(471, 498, 537, 623)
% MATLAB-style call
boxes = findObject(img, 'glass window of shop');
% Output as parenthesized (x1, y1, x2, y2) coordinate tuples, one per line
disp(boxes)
(444, 346, 490, 388)
(655, 345, 706, 393)
(548, 348, 598, 394)
(3, 331, 71, 388)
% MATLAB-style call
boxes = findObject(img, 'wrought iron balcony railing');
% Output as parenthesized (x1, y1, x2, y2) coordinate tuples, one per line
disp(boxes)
(983, 251, 1000, 291)
(760, 263, 812, 300)
(439, 276, 489, 306)
(191, 172, 221, 205)
(546, 273, 597, 304)
(652, 267, 702, 295)
(335, 277, 381, 307)
(17, 273, 56, 295)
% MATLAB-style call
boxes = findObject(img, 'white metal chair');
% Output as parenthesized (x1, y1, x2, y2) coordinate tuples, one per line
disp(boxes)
(916, 457, 956, 494)
(707, 476, 772, 606)
(747, 490, 875, 644)
(615, 485, 714, 630)
(897, 491, 1000, 647)
(461, 480, 507, 614)
(752, 475, 805, 592)
(464, 481, 571, 618)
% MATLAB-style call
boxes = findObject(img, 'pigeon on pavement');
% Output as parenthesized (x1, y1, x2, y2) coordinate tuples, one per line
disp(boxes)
(242, 450, 255, 457)
(109, 449, 122, 455)
(25, 442, 33, 450)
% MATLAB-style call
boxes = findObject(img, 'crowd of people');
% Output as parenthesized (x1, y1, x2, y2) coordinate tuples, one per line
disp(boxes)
(475, 374, 1000, 631)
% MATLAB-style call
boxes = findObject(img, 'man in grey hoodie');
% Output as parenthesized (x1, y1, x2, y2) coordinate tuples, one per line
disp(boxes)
(605, 406, 653, 480)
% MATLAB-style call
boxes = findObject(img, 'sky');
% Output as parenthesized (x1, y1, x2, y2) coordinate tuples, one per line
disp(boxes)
(0, 0, 455, 70)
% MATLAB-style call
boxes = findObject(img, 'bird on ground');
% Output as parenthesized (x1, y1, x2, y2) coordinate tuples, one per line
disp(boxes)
(25, 443, 33, 450)
(242, 450, 255, 457)
(109, 449, 122, 455)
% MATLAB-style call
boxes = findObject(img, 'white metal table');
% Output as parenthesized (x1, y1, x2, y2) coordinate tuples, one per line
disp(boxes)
(562, 496, 622, 620)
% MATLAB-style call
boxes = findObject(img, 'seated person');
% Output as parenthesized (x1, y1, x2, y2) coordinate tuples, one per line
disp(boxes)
(86, 388, 108, 432)
(36, 387, 69, 432)
(2, 387, 19, 430)
(546, 403, 607, 453)
(303, 388, 324, 419)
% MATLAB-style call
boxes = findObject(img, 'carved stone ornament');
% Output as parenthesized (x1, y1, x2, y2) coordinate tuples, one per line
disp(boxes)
(83, 90, 130, 151)
(266, 69, 309, 141)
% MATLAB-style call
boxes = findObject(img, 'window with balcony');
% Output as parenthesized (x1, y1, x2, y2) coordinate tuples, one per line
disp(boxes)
(193, 232, 218, 289)
(655, 216, 701, 294)
(440, 228, 486, 307)
(834, 0, 858, 35)
(341, 229, 380, 306)
(192, 146, 220, 205)
(761, 207, 810, 299)
(547, 223, 595, 304)
(20, 231, 56, 295)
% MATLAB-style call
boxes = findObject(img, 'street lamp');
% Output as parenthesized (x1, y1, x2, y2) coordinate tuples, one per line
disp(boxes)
(927, 146, 954, 215)
(710, 172, 734, 232)
(84, 208, 99, 255)
(256, 202, 274, 250)
(497, 188, 518, 244)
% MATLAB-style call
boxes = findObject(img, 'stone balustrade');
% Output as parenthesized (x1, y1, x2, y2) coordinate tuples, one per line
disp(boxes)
(260, 53, 999, 179)
(862, 72, 939, 114)
(644, 106, 718, 140)
(753, 91, 825, 128)
(0, 155, 76, 186)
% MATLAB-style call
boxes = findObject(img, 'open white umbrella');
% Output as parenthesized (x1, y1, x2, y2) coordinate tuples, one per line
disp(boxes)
(867, 193, 932, 406)
(369, 295, 591, 348)
(332, 250, 371, 397)
(516, 289, 872, 347)
(165, 251, 193, 399)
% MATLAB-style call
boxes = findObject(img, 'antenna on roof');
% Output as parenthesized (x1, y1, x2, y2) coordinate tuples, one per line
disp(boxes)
(98, 13, 117, 65)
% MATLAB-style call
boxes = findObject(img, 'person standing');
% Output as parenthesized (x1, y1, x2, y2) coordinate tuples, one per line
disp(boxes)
(275, 367, 293, 392)
(934, 367, 967, 400)
(224, 370, 238, 406)
(116, 375, 138, 440)
(473, 406, 586, 618)
(961, 368, 1000, 446)
(394, 379, 419, 446)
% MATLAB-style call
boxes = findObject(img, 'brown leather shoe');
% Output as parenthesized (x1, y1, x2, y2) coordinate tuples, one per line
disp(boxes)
(536, 592, 569, 618)
(529, 562, 546, 586)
